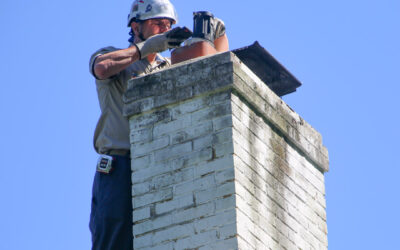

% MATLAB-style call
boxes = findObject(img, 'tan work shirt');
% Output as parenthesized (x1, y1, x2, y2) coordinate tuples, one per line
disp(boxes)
(89, 46, 170, 154)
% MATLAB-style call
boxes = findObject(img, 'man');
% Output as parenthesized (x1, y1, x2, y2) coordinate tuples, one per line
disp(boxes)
(88, 0, 228, 249)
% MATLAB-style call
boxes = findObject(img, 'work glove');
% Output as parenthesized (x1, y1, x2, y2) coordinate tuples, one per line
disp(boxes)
(135, 27, 189, 59)
(184, 17, 226, 47)
(213, 17, 226, 40)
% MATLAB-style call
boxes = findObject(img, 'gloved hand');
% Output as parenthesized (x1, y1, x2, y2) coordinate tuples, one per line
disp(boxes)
(184, 17, 226, 47)
(213, 17, 226, 40)
(135, 27, 189, 59)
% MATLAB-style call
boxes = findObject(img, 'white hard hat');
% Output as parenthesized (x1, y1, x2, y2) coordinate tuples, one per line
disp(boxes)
(127, 0, 178, 27)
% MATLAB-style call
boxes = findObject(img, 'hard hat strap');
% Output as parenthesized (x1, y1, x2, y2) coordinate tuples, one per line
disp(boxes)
(128, 30, 135, 44)
(128, 21, 147, 44)
(137, 22, 147, 42)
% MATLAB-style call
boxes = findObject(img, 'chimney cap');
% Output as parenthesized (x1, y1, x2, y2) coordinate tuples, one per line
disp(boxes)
(232, 41, 302, 96)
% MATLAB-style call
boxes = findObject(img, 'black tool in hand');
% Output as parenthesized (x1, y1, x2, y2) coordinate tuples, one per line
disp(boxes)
(167, 26, 193, 47)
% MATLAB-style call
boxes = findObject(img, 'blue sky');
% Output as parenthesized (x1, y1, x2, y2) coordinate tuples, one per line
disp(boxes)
(1, 0, 399, 249)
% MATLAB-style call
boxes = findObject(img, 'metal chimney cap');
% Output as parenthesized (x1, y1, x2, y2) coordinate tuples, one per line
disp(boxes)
(232, 41, 302, 97)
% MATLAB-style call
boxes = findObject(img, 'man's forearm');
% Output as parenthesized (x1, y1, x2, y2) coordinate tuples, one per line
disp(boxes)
(214, 34, 229, 52)
(93, 46, 140, 80)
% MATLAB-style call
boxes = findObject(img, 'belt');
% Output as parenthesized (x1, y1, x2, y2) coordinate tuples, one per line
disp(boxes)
(104, 149, 131, 157)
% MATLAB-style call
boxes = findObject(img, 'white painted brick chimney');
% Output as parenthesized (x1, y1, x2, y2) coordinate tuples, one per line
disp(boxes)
(124, 51, 329, 250)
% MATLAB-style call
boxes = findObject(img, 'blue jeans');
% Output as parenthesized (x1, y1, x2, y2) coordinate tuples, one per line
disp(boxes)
(89, 155, 133, 250)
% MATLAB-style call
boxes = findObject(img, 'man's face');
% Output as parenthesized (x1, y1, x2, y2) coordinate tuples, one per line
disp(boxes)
(131, 18, 172, 42)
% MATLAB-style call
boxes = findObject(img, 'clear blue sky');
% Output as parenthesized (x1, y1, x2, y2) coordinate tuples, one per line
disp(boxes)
(1, 0, 399, 249)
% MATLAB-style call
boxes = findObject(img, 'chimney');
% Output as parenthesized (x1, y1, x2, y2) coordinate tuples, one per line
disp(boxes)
(123, 44, 329, 249)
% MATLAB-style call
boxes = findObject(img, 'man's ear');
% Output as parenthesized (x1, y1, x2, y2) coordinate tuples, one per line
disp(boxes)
(131, 22, 140, 36)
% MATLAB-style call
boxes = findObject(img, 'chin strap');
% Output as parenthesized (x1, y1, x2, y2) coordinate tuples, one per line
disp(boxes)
(128, 30, 135, 44)
(138, 32, 146, 42)
(128, 26, 147, 44)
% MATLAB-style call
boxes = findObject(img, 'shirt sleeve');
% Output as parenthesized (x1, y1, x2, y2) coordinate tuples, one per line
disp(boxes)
(89, 46, 119, 80)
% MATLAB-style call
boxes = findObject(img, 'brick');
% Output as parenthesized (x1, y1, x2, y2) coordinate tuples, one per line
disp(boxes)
(131, 159, 183, 184)
(133, 188, 173, 208)
(132, 182, 150, 196)
(232, 120, 268, 158)
(276, 230, 297, 250)
(185, 61, 217, 84)
(199, 237, 238, 250)
(154, 141, 192, 162)
(215, 195, 235, 212)
(174, 174, 216, 196)
(308, 219, 328, 246)
(155, 194, 194, 215)
(191, 101, 232, 124)
(235, 180, 286, 232)
(124, 72, 163, 100)
(235, 192, 276, 229)
(236, 210, 276, 249)
(154, 85, 193, 107)
(194, 209, 236, 233)
(132, 206, 151, 223)
(217, 222, 237, 240)
(195, 155, 234, 178)
(132, 148, 209, 186)
(181, 147, 213, 167)
(170, 96, 211, 118)
(193, 134, 213, 151)
(129, 108, 171, 130)
(213, 114, 233, 132)
(170, 121, 213, 145)
(152, 115, 191, 138)
(195, 182, 235, 204)
(285, 204, 309, 232)
(236, 224, 271, 250)
(296, 201, 327, 231)
(150, 168, 194, 190)
(237, 236, 253, 250)
(139, 172, 189, 198)
(174, 230, 219, 249)
(214, 142, 234, 158)
(298, 228, 321, 249)
(235, 186, 277, 235)
(133, 233, 152, 249)
(192, 73, 233, 96)
(131, 136, 170, 157)
(236, 152, 305, 214)
(133, 213, 173, 235)
(212, 91, 231, 105)
(172, 201, 215, 225)
(150, 224, 194, 246)
(131, 154, 151, 172)
(213, 127, 232, 145)
(286, 145, 325, 191)
(215, 168, 235, 185)
(233, 156, 268, 195)
(138, 242, 174, 250)
(123, 96, 155, 116)
(130, 127, 152, 143)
